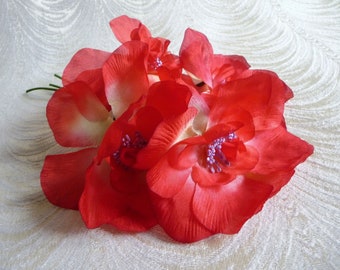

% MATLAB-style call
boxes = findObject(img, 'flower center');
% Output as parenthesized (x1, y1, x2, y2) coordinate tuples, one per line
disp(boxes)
(149, 57, 163, 70)
(112, 132, 147, 169)
(206, 132, 237, 173)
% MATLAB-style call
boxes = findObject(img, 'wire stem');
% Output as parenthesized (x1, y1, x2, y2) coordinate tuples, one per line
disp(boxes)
(54, 74, 62, 80)
(25, 87, 59, 93)
(49, 83, 61, 88)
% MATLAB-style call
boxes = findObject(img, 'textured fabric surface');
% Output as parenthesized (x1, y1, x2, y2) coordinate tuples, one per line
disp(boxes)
(0, 0, 339, 269)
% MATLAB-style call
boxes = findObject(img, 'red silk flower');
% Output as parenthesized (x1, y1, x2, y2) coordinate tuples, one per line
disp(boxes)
(36, 16, 313, 243)
(79, 80, 196, 231)
(147, 71, 313, 242)
(41, 16, 178, 209)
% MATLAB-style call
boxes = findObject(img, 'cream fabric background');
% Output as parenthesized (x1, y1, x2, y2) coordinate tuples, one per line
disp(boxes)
(0, 0, 339, 269)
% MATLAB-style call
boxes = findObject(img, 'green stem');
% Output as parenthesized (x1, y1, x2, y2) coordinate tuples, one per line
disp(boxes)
(25, 87, 59, 93)
(26, 74, 62, 93)
(49, 83, 61, 89)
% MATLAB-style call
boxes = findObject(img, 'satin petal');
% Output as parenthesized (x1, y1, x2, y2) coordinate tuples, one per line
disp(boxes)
(40, 148, 97, 210)
(214, 72, 293, 130)
(46, 82, 112, 147)
(208, 105, 255, 142)
(192, 176, 273, 234)
(73, 68, 111, 111)
(250, 126, 314, 174)
(110, 15, 147, 43)
(136, 108, 198, 169)
(147, 143, 197, 198)
(145, 80, 192, 118)
(246, 170, 295, 197)
(211, 54, 251, 87)
(62, 48, 111, 85)
(79, 158, 157, 232)
(180, 28, 213, 87)
(103, 41, 149, 118)
(150, 180, 213, 243)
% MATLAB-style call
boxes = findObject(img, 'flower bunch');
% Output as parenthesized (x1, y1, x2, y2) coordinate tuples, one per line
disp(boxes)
(36, 16, 313, 243)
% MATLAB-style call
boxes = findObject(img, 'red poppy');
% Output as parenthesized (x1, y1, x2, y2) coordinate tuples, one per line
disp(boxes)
(147, 71, 314, 242)
(79, 80, 197, 232)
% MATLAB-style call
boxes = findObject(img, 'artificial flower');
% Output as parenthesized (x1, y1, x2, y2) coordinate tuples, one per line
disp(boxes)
(179, 28, 251, 92)
(110, 15, 181, 78)
(79, 80, 197, 231)
(104, 16, 184, 118)
(32, 16, 313, 243)
(147, 71, 314, 242)
(41, 81, 112, 209)
(40, 16, 178, 210)
(41, 51, 113, 210)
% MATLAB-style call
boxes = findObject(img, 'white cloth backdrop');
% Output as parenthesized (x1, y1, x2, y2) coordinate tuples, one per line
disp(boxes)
(1, 0, 339, 269)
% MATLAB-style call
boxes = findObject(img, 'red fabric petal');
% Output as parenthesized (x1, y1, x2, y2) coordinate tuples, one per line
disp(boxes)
(47, 82, 112, 147)
(40, 148, 97, 210)
(109, 166, 147, 194)
(131, 23, 152, 41)
(134, 106, 163, 140)
(208, 105, 255, 142)
(191, 144, 258, 187)
(179, 28, 213, 87)
(247, 170, 295, 197)
(192, 176, 273, 234)
(191, 165, 235, 187)
(147, 144, 195, 198)
(250, 125, 314, 174)
(96, 121, 128, 162)
(203, 123, 242, 142)
(110, 15, 146, 43)
(136, 108, 198, 169)
(110, 15, 173, 75)
(145, 81, 192, 118)
(224, 144, 259, 172)
(74, 68, 111, 111)
(173, 77, 210, 133)
(95, 96, 151, 162)
(150, 180, 213, 243)
(79, 158, 157, 232)
(253, 70, 293, 102)
(62, 48, 111, 85)
(148, 36, 169, 56)
(103, 41, 149, 118)
(211, 54, 251, 87)
(153, 53, 181, 79)
(213, 72, 293, 130)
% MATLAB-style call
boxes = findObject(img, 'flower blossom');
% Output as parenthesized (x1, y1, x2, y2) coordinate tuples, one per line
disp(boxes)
(37, 16, 313, 243)
(40, 16, 177, 210)
(79, 80, 197, 231)
(147, 71, 314, 242)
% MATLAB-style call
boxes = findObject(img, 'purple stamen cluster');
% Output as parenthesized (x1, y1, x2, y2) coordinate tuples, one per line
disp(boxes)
(112, 132, 147, 168)
(206, 132, 236, 174)
(150, 57, 163, 70)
